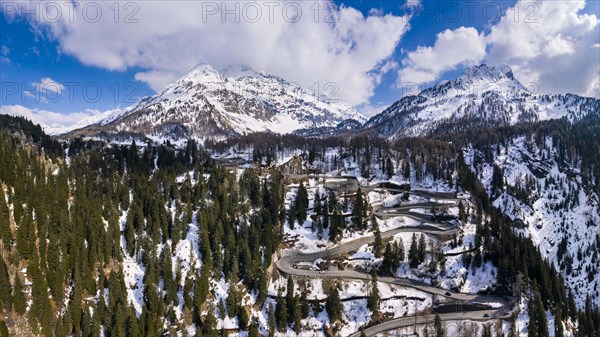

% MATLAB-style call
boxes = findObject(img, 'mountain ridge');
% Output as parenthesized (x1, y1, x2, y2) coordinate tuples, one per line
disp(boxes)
(68, 63, 365, 141)
(365, 64, 600, 138)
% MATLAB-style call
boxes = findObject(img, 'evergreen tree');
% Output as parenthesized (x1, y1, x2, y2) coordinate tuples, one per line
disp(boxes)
(0, 257, 11, 312)
(528, 297, 538, 337)
(288, 204, 296, 230)
(300, 290, 310, 318)
(403, 161, 410, 179)
(533, 284, 549, 337)
(126, 306, 140, 337)
(418, 234, 427, 264)
(293, 297, 302, 334)
(385, 157, 394, 179)
(326, 286, 343, 323)
(0, 197, 12, 248)
(367, 270, 380, 319)
(352, 188, 366, 229)
(554, 306, 564, 337)
(248, 320, 260, 337)
(295, 182, 309, 225)
(226, 279, 239, 318)
(397, 238, 405, 262)
(373, 220, 383, 258)
(286, 276, 295, 325)
(275, 289, 288, 332)
(409, 233, 420, 268)
(203, 304, 219, 337)
(329, 210, 342, 243)
(13, 273, 26, 315)
(268, 303, 276, 337)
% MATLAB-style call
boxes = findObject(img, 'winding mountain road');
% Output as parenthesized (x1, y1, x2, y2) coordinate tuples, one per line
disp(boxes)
(275, 183, 516, 336)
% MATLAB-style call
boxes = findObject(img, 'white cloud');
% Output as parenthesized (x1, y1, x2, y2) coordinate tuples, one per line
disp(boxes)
(486, 0, 599, 97)
(8, 1, 410, 106)
(33, 77, 65, 94)
(0, 104, 107, 130)
(397, 0, 600, 98)
(397, 27, 487, 85)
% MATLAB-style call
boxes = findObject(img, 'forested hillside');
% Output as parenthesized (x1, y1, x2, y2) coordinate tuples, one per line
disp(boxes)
(0, 116, 599, 336)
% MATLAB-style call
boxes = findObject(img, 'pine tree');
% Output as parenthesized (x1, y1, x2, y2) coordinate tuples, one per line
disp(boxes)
(268, 303, 276, 337)
(286, 276, 295, 325)
(275, 289, 287, 332)
(126, 306, 140, 337)
(296, 182, 309, 225)
(367, 270, 380, 319)
(418, 234, 427, 264)
(0, 197, 12, 248)
(288, 205, 296, 230)
(533, 284, 549, 337)
(293, 297, 302, 334)
(403, 161, 410, 179)
(373, 220, 383, 258)
(397, 238, 405, 261)
(326, 286, 342, 323)
(352, 188, 366, 229)
(16, 210, 34, 259)
(203, 304, 219, 337)
(0, 257, 11, 312)
(125, 210, 136, 256)
(409, 233, 420, 268)
(300, 290, 310, 318)
(528, 297, 538, 337)
(249, 320, 260, 337)
(256, 268, 268, 308)
(329, 210, 341, 242)
(554, 306, 564, 337)
(13, 273, 26, 315)
(386, 157, 394, 179)
(380, 243, 398, 275)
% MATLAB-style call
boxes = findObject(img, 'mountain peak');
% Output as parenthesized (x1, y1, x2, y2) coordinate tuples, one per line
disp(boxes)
(365, 63, 599, 138)
(419, 63, 528, 98)
(221, 63, 261, 77)
(72, 62, 363, 139)
(457, 64, 521, 87)
(180, 63, 225, 85)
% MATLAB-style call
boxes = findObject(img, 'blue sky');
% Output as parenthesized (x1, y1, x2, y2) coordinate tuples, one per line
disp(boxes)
(1, 0, 599, 127)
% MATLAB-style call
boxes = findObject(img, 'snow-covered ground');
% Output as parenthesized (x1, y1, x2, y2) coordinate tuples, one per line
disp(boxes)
(465, 135, 600, 307)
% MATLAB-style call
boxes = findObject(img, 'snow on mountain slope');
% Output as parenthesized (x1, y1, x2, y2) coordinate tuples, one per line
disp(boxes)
(366, 64, 600, 138)
(464, 135, 600, 307)
(73, 63, 364, 140)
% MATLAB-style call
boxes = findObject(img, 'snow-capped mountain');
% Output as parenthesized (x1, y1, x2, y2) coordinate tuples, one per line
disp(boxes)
(366, 64, 600, 138)
(72, 63, 365, 140)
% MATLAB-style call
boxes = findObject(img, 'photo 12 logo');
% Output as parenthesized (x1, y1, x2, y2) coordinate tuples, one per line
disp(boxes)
(416, 1, 539, 24)
(199, 1, 345, 24)
(1, 1, 139, 23)
(1, 81, 140, 104)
